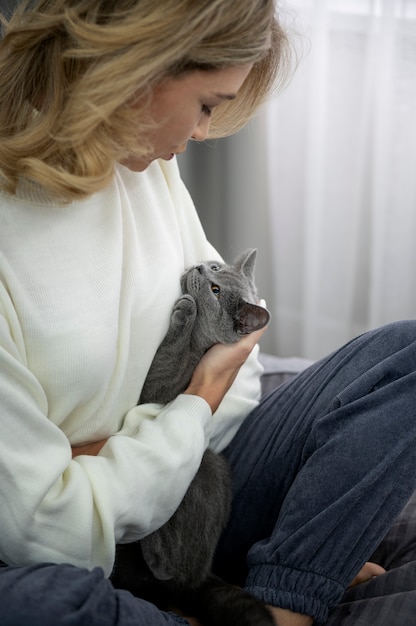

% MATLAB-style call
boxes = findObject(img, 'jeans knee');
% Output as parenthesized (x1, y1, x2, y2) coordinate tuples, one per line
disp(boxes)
(377, 319, 416, 346)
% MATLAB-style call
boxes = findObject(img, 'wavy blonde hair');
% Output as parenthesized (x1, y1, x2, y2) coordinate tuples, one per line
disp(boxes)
(0, 0, 292, 201)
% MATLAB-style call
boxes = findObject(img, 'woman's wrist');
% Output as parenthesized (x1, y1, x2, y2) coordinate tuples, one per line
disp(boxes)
(71, 438, 109, 458)
(183, 328, 266, 412)
(184, 374, 237, 413)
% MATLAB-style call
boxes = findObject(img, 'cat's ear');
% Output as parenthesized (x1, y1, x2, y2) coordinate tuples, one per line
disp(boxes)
(235, 302, 270, 335)
(234, 249, 257, 281)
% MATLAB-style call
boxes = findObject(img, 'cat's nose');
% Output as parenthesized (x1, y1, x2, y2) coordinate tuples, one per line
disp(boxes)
(196, 265, 204, 274)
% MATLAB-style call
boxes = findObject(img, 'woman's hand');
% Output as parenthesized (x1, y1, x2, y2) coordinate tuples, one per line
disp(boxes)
(184, 325, 267, 413)
(72, 317, 267, 454)
(71, 438, 109, 458)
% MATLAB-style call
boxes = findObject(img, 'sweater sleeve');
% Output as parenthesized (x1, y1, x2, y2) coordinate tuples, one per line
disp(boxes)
(0, 283, 212, 577)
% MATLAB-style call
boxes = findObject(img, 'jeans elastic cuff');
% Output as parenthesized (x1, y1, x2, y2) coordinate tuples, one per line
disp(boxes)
(244, 563, 345, 624)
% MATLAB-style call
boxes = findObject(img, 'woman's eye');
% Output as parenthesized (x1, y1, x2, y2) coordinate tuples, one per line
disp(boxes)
(211, 284, 220, 297)
(201, 104, 212, 117)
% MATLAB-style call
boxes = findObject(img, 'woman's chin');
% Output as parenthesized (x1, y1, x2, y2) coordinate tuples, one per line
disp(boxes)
(119, 157, 151, 172)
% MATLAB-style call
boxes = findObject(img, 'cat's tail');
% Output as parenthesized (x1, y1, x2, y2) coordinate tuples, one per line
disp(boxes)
(181, 575, 276, 626)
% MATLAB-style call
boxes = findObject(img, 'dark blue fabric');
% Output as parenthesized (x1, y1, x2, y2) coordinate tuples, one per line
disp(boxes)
(0, 563, 188, 626)
(327, 489, 416, 626)
(214, 320, 416, 623)
(1, 321, 416, 625)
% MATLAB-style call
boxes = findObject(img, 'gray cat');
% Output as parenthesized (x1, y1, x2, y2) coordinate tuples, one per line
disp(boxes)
(111, 249, 274, 626)
(139, 248, 269, 406)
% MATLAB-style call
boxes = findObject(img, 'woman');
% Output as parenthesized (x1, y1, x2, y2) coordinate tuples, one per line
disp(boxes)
(0, 2, 415, 625)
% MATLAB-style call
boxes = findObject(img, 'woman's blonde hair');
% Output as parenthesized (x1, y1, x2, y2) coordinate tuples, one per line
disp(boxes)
(0, 0, 292, 201)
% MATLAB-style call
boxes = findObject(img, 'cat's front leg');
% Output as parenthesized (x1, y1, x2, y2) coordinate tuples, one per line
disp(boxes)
(139, 295, 198, 404)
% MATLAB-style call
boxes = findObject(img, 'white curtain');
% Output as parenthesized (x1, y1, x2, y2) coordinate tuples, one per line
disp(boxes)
(179, 0, 416, 360)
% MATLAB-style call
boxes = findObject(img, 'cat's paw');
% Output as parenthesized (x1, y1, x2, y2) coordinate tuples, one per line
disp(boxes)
(171, 295, 197, 328)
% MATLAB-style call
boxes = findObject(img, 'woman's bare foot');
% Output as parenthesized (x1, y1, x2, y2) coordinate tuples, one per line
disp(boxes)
(266, 606, 313, 626)
(348, 561, 386, 587)
(265, 561, 386, 625)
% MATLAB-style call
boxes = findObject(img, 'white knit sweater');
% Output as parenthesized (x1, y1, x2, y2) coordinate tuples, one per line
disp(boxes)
(0, 159, 262, 576)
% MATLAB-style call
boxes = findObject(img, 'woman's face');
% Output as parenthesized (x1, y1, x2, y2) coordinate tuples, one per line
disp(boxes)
(120, 64, 252, 172)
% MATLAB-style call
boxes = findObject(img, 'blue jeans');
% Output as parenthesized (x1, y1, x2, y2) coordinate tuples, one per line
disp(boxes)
(0, 562, 189, 626)
(214, 320, 416, 622)
(1, 321, 416, 625)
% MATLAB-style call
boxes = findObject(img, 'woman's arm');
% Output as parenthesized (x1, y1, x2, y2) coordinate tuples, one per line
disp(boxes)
(72, 327, 266, 458)
(0, 328, 212, 576)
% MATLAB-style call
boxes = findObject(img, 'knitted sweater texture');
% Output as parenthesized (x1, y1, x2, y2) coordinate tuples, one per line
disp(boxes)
(0, 159, 262, 576)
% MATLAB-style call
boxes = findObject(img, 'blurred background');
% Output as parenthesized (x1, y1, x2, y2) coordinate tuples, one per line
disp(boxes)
(179, 0, 416, 360)
(1, 0, 415, 360)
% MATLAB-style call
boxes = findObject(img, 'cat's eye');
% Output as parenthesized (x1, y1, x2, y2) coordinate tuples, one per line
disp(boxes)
(210, 264, 221, 271)
(211, 284, 221, 298)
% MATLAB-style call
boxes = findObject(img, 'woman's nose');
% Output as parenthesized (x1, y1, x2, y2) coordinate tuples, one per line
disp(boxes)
(191, 115, 211, 142)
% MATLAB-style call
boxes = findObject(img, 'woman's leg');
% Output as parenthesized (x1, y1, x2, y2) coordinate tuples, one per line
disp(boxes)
(325, 563, 416, 625)
(214, 321, 416, 624)
(0, 563, 189, 626)
(371, 487, 416, 570)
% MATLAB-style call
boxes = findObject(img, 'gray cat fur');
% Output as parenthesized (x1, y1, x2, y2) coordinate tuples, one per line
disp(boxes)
(138, 249, 270, 586)
(139, 248, 269, 405)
